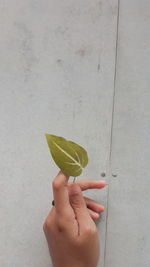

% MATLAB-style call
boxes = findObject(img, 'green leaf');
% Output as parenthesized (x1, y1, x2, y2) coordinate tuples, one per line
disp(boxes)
(45, 134, 88, 177)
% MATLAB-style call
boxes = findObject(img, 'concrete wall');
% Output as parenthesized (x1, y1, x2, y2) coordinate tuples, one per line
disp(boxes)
(0, 1, 149, 266)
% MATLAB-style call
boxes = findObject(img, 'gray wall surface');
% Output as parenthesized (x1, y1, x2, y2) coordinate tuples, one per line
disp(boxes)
(0, 1, 149, 267)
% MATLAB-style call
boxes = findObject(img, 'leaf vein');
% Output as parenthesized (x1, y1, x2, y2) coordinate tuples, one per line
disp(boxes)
(52, 140, 81, 168)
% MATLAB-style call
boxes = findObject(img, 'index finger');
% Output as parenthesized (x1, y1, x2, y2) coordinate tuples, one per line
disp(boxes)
(52, 170, 70, 213)
(68, 179, 107, 191)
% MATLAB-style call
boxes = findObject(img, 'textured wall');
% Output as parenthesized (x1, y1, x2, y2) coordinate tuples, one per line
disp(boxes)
(0, 1, 149, 267)
(0, 1, 117, 266)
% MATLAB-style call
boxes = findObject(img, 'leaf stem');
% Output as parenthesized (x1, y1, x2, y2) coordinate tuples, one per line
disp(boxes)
(73, 177, 76, 183)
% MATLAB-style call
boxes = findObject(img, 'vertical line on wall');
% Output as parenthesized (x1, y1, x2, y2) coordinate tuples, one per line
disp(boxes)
(103, 0, 120, 266)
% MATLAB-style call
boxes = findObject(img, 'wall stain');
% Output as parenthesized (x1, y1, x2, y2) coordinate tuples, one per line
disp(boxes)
(97, 55, 101, 72)
(75, 45, 92, 58)
(106, 0, 118, 16)
(110, 5, 118, 16)
(14, 22, 37, 82)
(56, 59, 63, 65)
(97, 63, 101, 72)
(76, 48, 86, 58)
(89, 1, 103, 23)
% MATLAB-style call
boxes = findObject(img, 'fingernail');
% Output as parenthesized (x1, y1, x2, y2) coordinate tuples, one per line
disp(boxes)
(94, 212, 99, 218)
(99, 180, 108, 186)
(97, 205, 105, 212)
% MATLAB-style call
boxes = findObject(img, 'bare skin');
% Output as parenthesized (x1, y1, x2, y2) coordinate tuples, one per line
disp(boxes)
(43, 171, 107, 267)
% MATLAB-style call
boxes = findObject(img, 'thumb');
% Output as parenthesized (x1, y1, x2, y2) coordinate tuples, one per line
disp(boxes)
(69, 183, 92, 231)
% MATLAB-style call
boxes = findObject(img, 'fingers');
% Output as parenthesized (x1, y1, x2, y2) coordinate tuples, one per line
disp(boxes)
(84, 197, 105, 213)
(68, 180, 107, 191)
(85, 197, 104, 220)
(53, 175, 107, 214)
(68, 183, 94, 233)
(87, 208, 100, 220)
(52, 172, 106, 227)
(52, 171, 71, 214)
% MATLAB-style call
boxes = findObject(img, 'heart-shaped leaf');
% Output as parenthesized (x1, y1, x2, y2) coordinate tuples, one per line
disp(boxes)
(45, 134, 88, 177)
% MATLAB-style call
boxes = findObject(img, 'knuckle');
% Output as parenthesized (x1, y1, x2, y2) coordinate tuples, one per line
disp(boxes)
(84, 225, 97, 236)
(52, 180, 61, 191)
(70, 197, 82, 208)
(43, 218, 52, 231)
(56, 216, 68, 232)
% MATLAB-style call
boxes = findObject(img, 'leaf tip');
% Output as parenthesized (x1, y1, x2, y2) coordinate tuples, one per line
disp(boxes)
(45, 133, 51, 142)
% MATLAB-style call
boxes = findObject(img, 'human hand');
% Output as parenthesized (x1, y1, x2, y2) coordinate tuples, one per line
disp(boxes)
(43, 171, 107, 267)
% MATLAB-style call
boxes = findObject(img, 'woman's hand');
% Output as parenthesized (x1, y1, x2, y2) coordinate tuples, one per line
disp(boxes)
(43, 171, 106, 267)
